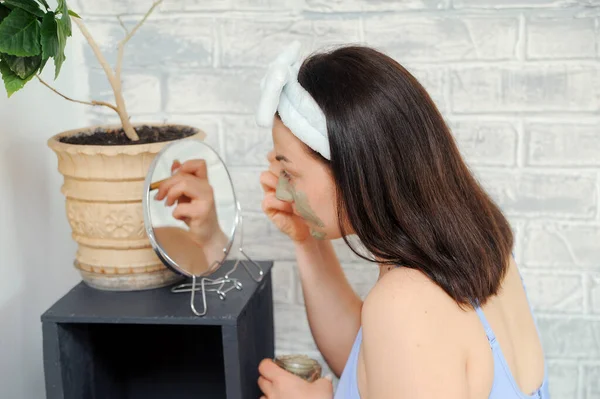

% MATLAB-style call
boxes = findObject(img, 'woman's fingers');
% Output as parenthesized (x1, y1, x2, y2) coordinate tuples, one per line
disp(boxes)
(260, 170, 280, 193)
(171, 159, 181, 174)
(155, 160, 191, 200)
(156, 159, 209, 202)
(172, 201, 213, 222)
(164, 175, 213, 207)
(178, 159, 208, 179)
(257, 376, 272, 396)
(262, 191, 293, 214)
(155, 172, 185, 201)
(258, 358, 286, 380)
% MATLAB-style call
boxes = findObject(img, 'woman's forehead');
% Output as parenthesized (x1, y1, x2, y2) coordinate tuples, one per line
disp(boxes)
(272, 119, 306, 158)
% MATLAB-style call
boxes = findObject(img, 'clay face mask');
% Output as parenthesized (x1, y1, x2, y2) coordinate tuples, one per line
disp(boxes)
(275, 174, 327, 240)
(275, 174, 294, 203)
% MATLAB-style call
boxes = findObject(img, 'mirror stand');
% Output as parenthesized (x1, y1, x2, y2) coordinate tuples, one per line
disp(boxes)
(170, 201, 264, 316)
(228, 200, 265, 283)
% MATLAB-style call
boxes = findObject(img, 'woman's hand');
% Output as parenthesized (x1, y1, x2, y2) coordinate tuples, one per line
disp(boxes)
(154, 159, 228, 253)
(258, 359, 333, 399)
(260, 150, 311, 243)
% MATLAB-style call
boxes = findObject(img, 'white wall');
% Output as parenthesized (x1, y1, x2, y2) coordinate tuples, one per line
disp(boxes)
(0, 31, 88, 398)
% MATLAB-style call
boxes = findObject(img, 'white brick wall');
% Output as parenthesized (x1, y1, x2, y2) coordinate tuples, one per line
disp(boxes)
(75, 1, 600, 396)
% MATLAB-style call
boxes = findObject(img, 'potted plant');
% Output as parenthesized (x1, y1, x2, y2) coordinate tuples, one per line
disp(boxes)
(0, 0, 205, 291)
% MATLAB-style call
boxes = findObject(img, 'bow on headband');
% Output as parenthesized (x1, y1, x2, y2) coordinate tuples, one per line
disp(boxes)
(255, 40, 330, 160)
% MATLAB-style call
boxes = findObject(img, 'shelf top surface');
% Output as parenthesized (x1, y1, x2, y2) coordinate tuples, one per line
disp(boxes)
(41, 261, 273, 326)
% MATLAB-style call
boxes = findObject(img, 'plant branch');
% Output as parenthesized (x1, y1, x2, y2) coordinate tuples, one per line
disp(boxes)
(72, 17, 116, 90)
(37, 75, 118, 112)
(115, 0, 163, 84)
(117, 15, 129, 35)
(73, 16, 139, 141)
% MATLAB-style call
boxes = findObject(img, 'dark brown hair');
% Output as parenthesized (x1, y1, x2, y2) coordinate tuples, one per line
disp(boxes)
(297, 45, 513, 307)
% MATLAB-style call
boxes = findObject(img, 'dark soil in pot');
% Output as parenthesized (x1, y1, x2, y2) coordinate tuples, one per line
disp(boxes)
(59, 125, 197, 146)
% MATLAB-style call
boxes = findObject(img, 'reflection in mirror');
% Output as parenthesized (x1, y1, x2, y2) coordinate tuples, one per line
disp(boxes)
(144, 139, 237, 279)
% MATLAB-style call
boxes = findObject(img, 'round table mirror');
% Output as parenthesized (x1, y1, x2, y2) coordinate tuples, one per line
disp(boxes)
(142, 139, 261, 316)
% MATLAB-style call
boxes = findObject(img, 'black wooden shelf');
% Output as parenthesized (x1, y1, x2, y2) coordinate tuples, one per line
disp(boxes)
(41, 261, 274, 399)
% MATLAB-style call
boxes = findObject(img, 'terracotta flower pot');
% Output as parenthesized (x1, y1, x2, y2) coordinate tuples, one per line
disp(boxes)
(47, 123, 205, 291)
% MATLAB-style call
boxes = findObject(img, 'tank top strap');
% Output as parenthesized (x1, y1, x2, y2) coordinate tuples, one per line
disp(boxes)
(474, 306, 497, 344)
(513, 255, 541, 332)
(474, 252, 517, 344)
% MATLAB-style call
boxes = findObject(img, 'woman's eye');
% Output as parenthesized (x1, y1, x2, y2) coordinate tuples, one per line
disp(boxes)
(282, 170, 291, 179)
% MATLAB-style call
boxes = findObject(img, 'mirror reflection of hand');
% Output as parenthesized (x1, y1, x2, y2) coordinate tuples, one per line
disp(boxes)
(260, 150, 310, 243)
(152, 225, 213, 276)
(154, 159, 228, 260)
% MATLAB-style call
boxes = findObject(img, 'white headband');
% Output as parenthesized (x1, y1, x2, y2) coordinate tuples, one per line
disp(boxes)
(255, 41, 330, 160)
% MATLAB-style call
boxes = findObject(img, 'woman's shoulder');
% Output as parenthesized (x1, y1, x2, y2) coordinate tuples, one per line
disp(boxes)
(358, 267, 474, 397)
(362, 266, 463, 322)
(361, 266, 473, 347)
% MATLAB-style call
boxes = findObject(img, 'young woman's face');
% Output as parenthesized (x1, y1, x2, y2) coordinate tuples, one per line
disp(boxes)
(271, 117, 343, 241)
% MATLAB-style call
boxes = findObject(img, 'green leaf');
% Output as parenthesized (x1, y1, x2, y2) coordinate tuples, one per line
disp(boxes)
(40, 11, 57, 59)
(0, 4, 11, 24)
(3, 0, 45, 18)
(61, 8, 71, 36)
(54, 17, 67, 78)
(2, 53, 41, 79)
(37, 0, 50, 10)
(67, 9, 80, 18)
(0, 8, 41, 56)
(0, 58, 33, 97)
(56, 0, 70, 36)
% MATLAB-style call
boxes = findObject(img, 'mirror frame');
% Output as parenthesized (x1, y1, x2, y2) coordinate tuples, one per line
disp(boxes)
(142, 138, 240, 278)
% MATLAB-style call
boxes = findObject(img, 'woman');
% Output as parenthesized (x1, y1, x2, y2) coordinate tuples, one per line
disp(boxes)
(157, 42, 550, 398)
(253, 43, 550, 398)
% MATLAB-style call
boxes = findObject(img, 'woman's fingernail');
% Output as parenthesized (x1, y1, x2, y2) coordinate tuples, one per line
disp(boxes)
(172, 159, 181, 174)
(324, 374, 333, 381)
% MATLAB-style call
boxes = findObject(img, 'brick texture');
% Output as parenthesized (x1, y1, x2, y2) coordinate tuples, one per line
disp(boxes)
(450, 65, 600, 113)
(478, 171, 597, 218)
(78, 1, 599, 396)
(363, 16, 519, 62)
(221, 18, 361, 67)
(449, 120, 518, 166)
(521, 271, 585, 312)
(586, 365, 600, 398)
(526, 17, 597, 59)
(526, 121, 600, 166)
(547, 361, 580, 399)
(538, 317, 600, 359)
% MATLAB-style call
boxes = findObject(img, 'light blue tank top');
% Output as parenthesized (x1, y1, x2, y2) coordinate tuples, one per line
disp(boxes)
(333, 274, 551, 399)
